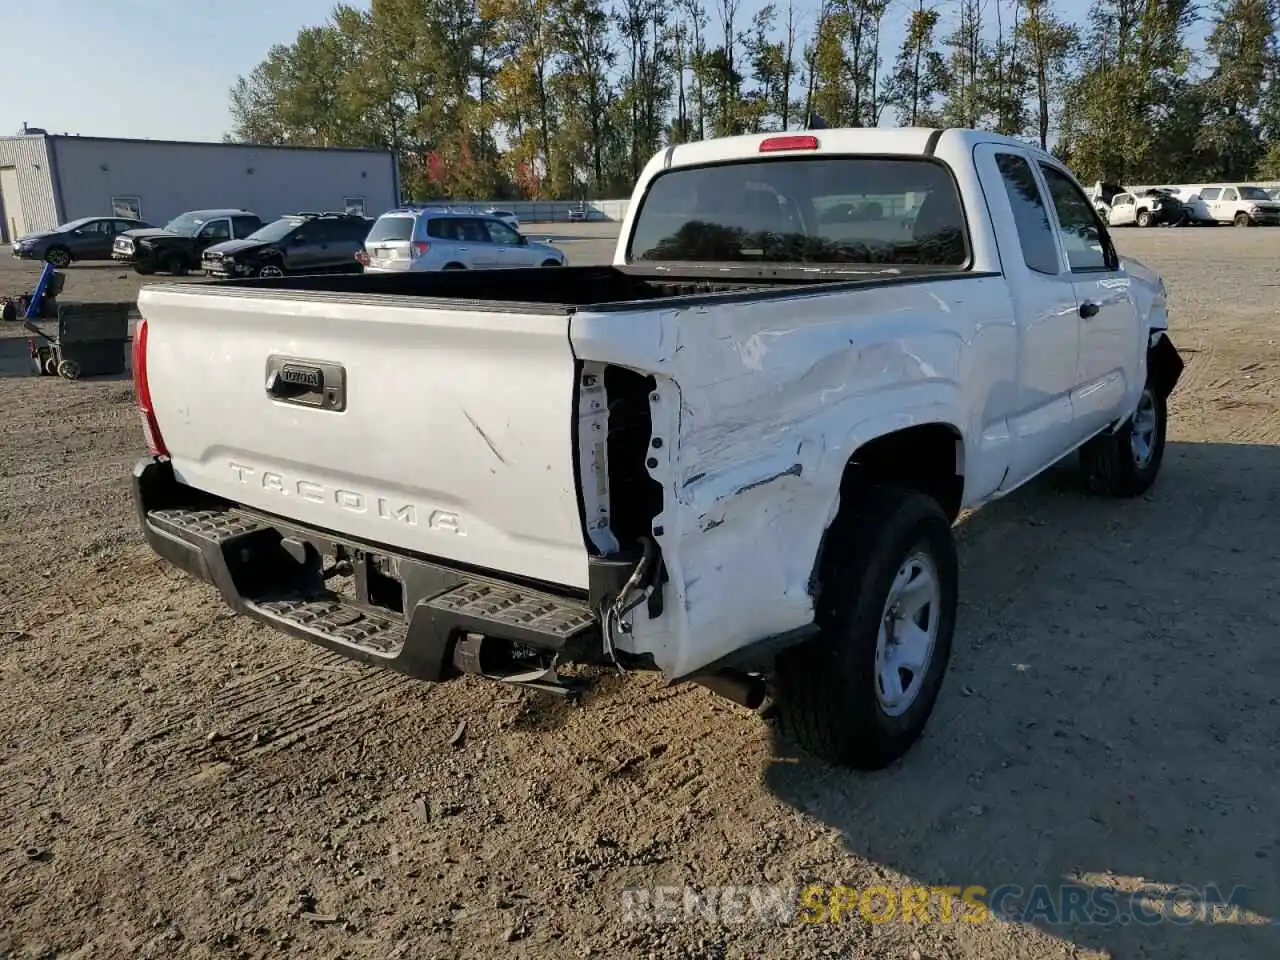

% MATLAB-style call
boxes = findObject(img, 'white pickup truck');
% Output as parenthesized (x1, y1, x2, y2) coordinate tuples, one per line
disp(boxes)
(131, 127, 1183, 770)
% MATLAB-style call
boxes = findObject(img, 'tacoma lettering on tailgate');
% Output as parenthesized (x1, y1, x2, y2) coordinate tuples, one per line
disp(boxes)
(227, 461, 463, 532)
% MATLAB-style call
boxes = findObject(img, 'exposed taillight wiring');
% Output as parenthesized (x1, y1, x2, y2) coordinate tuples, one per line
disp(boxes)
(132, 317, 169, 458)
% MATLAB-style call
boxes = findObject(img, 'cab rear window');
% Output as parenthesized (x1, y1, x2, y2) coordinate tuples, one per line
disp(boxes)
(365, 216, 415, 242)
(626, 156, 969, 267)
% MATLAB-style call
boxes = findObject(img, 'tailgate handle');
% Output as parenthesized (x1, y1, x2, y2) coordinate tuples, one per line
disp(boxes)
(265, 356, 347, 412)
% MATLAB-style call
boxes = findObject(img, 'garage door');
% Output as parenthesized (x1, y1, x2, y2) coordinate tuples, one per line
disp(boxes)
(0, 167, 26, 242)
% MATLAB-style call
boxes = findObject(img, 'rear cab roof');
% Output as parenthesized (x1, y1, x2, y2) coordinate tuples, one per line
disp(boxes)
(623, 127, 1072, 276)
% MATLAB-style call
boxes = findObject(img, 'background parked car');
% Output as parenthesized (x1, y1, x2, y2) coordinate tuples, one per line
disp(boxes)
(1195, 185, 1280, 225)
(202, 211, 372, 278)
(482, 208, 521, 230)
(361, 209, 567, 272)
(1096, 188, 1186, 227)
(10, 216, 153, 266)
(113, 209, 263, 275)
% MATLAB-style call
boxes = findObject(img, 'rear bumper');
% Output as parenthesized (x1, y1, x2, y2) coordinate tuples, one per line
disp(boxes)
(133, 458, 639, 682)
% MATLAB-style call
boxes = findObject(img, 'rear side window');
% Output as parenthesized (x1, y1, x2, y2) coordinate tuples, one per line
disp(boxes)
(1200, 188, 1221, 201)
(366, 216, 415, 242)
(232, 215, 261, 237)
(338, 219, 372, 241)
(426, 218, 456, 240)
(994, 153, 1059, 275)
(627, 156, 969, 267)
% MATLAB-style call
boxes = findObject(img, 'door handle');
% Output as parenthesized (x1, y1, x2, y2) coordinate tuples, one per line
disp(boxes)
(1079, 300, 1100, 319)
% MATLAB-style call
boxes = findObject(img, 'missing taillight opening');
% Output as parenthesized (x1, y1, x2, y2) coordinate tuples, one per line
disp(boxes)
(132, 317, 169, 458)
(576, 362, 664, 556)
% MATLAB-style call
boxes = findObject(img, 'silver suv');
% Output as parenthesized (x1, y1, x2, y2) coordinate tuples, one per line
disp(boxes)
(362, 209, 565, 272)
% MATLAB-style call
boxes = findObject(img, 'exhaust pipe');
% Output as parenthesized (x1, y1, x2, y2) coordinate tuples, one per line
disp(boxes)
(692, 669, 767, 710)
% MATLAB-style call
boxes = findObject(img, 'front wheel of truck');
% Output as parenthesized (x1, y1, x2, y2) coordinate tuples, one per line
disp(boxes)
(1078, 379, 1167, 497)
(773, 485, 958, 770)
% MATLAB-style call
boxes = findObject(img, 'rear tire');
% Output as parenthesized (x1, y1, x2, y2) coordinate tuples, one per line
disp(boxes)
(1136, 210, 1152, 227)
(1079, 377, 1167, 497)
(442, 262, 466, 271)
(773, 486, 958, 770)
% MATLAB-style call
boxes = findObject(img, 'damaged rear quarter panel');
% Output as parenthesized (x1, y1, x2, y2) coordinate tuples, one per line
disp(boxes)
(571, 276, 1013, 677)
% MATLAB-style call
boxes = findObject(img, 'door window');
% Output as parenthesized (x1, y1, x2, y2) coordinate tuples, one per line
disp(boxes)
(1199, 187, 1221, 202)
(1037, 164, 1115, 273)
(1221, 187, 1239, 202)
(198, 219, 232, 242)
(483, 220, 521, 245)
(456, 218, 490, 243)
(994, 153, 1060, 275)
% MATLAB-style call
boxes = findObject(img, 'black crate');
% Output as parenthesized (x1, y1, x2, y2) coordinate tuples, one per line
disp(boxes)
(57, 302, 131, 343)
(52, 303, 132, 377)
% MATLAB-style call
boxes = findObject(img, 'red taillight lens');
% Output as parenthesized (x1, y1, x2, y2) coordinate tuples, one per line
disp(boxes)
(758, 135, 820, 152)
(355, 250, 370, 265)
(132, 317, 169, 458)
(411, 241, 430, 259)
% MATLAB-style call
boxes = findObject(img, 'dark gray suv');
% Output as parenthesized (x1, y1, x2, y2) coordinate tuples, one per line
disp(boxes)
(11, 216, 154, 266)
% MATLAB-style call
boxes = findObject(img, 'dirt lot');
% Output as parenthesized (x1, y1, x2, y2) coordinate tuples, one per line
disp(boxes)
(1, 227, 1278, 960)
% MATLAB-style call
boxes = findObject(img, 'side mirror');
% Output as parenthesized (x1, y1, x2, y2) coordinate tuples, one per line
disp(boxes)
(518, 234, 528, 246)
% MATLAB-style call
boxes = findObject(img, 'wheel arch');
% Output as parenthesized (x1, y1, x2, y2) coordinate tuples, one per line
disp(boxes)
(1147, 329, 1184, 400)
(809, 420, 966, 598)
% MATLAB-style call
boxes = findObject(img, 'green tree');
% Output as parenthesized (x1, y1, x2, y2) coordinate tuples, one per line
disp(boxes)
(1018, 0, 1079, 148)
(884, 0, 948, 125)
(1199, 0, 1278, 178)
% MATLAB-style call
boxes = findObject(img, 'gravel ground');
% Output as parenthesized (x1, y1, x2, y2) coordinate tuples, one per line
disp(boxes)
(1, 226, 1279, 960)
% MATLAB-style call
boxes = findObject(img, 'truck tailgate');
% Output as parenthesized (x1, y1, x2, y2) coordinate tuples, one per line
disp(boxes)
(138, 286, 590, 590)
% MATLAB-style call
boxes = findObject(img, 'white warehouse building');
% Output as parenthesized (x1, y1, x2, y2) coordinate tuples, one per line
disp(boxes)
(0, 132, 399, 242)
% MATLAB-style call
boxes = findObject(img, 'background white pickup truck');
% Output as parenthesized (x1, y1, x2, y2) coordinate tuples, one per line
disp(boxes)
(131, 127, 1184, 770)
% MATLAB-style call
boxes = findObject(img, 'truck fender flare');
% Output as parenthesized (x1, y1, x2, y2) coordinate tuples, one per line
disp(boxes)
(1147, 329, 1184, 400)
(806, 401, 968, 597)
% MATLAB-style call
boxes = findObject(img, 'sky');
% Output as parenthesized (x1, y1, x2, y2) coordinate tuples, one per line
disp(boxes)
(3, 0, 1209, 144)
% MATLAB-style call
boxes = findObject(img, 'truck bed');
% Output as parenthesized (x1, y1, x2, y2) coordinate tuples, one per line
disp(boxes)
(177, 264, 978, 314)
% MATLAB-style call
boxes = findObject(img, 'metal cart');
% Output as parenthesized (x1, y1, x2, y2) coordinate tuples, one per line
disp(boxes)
(24, 264, 131, 380)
